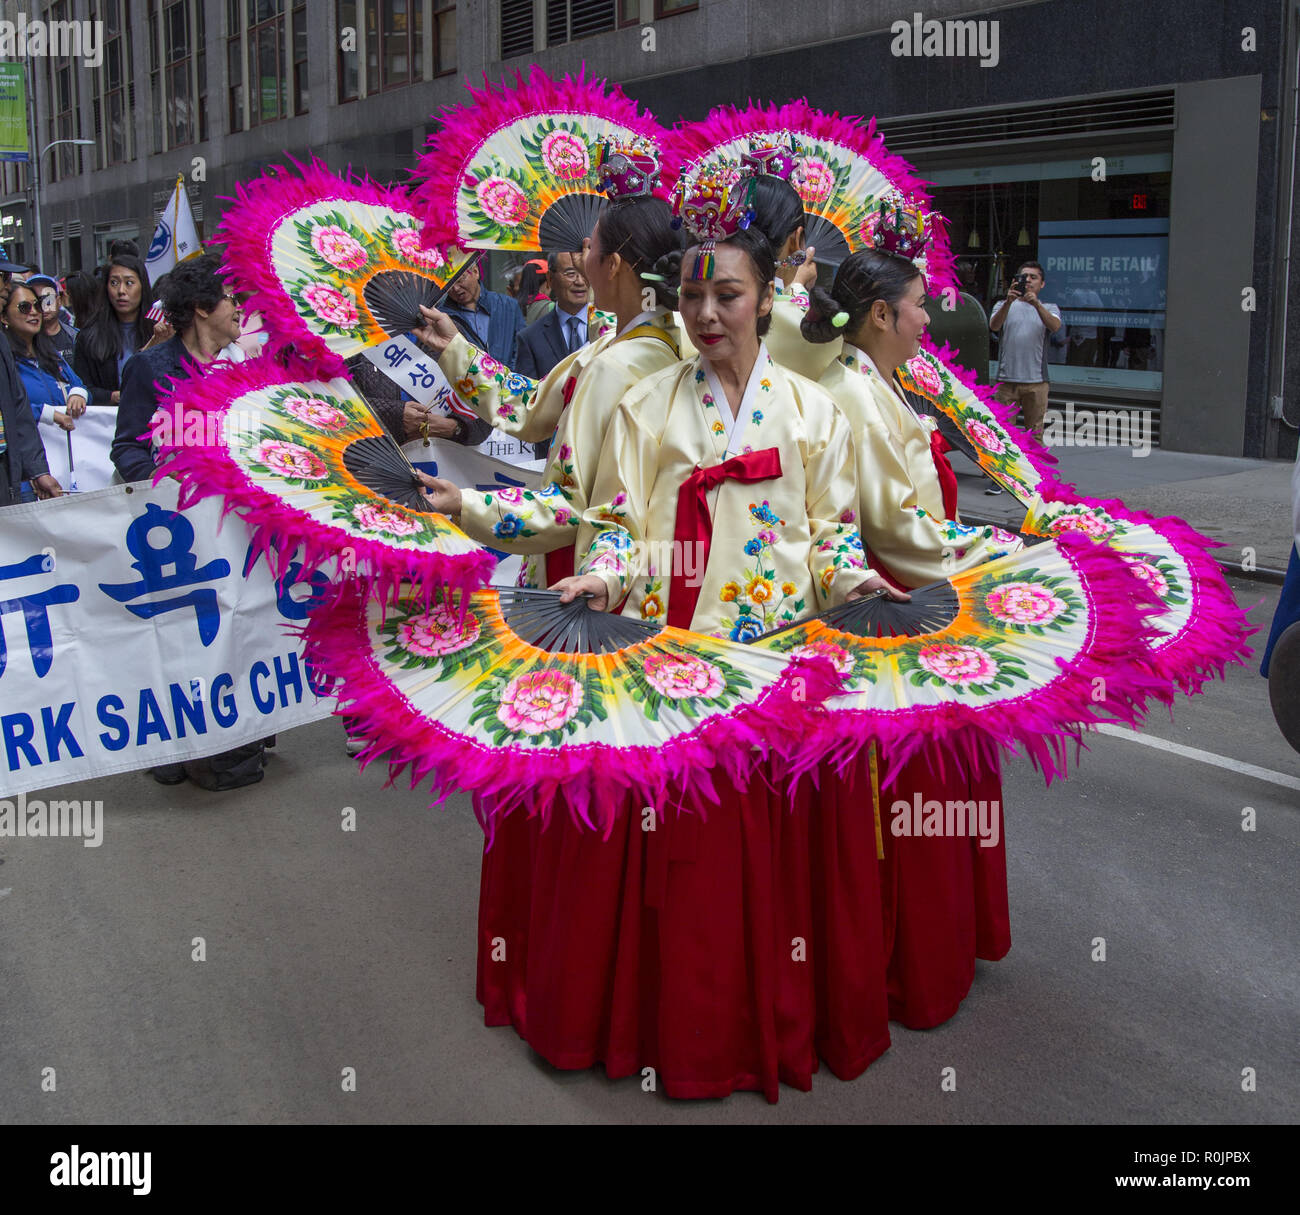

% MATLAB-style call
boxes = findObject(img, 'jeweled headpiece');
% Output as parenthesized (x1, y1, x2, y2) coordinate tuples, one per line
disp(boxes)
(741, 133, 804, 186)
(592, 137, 661, 201)
(670, 159, 758, 280)
(869, 198, 932, 263)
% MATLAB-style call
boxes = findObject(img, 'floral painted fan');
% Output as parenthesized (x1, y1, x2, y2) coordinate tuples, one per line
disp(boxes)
(414, 66, 667, 253)
(216, 157, 473, 377)
(302, 585, 843, 833)
(664, 99, 957, 288)
(153, 358, 494, 602)
(751, 533, 1166, 782)
(1021, 493, 1254, 696)
(894, 339, 1059, 504)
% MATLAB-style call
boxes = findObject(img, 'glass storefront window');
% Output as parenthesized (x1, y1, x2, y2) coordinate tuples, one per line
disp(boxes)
(926, 153, 1172, 393)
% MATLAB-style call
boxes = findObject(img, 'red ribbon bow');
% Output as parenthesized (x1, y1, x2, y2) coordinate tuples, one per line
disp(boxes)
(667, 446, 783, 629)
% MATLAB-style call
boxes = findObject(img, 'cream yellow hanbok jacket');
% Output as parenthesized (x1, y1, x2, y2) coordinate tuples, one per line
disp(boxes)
(823, 344, 1020, 588)
(451, 309, 683, 587)
(578, 346, 872, 640)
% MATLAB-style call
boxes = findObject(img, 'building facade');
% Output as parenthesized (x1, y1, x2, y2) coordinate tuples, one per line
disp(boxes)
(1, 0, 1293, 458)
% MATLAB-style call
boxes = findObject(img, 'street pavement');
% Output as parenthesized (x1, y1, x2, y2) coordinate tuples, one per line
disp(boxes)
(955, 444, 1296, 575)
(1, 572, 1295, 1124)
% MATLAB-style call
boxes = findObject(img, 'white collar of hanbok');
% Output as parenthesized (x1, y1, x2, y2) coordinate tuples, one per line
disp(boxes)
(616, 307, 668, 338)
(843, 343, 934, 432)
(700, 342, 775, 458)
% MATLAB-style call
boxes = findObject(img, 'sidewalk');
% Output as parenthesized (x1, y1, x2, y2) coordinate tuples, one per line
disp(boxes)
(955, 445, 1297, 576)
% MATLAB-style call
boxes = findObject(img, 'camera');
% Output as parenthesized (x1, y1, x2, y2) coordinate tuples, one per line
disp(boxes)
(1012, 273, 1029, 295)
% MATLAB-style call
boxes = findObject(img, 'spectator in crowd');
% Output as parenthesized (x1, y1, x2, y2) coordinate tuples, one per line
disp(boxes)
(64, 270, 102, 329)
(502, 264, 523, 300)
(346, 353, 491, 448)
(3, 281, 89, 450)
(73, 255, 163, 406)
(119, 253, 273, 791)
(514, 251, 591, 380)
(0, 244, 27, 289)
(440, 254, 525, 366)
(517, 258, 553, 323)
(0, 329, 62, 503)
(26, 274, 78, 359)
(988, 259, 1060, 441)
(110, 254, 241, 484)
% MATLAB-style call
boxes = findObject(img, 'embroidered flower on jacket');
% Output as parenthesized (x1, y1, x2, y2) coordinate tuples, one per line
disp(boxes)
(729, 616, 766, 643)
(493, 513, 525, 539)
(641, 593, 665, 619)
(720, 581, 742, 602)
(746, 577, 774, 604)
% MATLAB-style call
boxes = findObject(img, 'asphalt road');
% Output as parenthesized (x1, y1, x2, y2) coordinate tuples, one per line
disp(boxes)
(1, 576, 1296, 1124)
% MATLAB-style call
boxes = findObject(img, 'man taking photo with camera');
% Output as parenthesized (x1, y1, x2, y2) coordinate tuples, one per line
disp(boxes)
(989, 260, 1061, 444)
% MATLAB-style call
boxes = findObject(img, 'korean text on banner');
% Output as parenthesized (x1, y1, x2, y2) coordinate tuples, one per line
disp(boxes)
(0, 480, 334, 798)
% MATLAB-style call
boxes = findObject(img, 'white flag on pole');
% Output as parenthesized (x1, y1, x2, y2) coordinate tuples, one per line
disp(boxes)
(145, 174, 202, 277)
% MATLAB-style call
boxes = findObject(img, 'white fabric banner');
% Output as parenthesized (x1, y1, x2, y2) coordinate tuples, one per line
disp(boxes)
(0, 481, 333, 797)
(37, 406, 118, 493)
(402, 438, 543, 587)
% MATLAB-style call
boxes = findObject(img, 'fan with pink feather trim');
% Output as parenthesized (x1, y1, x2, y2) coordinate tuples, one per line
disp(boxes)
(214, 157, 474, 379)
(413, 66, 668, 253)
(664, 99, 957, 290)
(150, 358, 494, 604)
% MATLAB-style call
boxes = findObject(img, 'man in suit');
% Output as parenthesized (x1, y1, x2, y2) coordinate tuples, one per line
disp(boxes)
(514, 251, 591, 380)
(513, 251, 590, 459)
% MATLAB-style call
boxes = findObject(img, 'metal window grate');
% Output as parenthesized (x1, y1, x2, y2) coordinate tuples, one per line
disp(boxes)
(500, 0, 534, 57)
(877, 90, 1176, 153)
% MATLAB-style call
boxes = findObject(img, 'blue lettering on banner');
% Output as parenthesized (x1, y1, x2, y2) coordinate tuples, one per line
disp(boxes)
(305, 657, 336, 699)
(97, 694, 130, 751)
(211, 673, 238, 727)
(407, 360, 441, 390)
(99, 503, 231, 646)
(274, 653, 304, 706)
(249, 661, 276, 714)
(2, 713, 42, 769)
(383, 342, 413, 369)
(40, 703, 84, 761)
(136, 687, 172, 745)
(0, 553, 81, 679)
(169, 681, 207, 738)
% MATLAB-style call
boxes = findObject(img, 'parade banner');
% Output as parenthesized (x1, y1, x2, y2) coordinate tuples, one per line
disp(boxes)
(0, 481, 334, 798)
(37, 407, 118, 493)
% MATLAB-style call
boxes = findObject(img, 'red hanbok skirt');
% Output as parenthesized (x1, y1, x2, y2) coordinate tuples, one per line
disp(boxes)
(475, 757, 891, 1102)
(877, 754, 1011, 1028)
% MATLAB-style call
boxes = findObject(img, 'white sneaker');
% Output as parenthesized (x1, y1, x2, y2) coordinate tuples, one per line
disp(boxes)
(345, 737, 366, 756)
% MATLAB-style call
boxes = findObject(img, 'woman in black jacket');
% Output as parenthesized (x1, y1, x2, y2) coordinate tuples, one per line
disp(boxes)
(71, 254, 168, 405)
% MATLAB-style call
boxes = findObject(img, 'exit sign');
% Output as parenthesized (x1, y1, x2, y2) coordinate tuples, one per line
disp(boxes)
(1131, 193, 1149, 210)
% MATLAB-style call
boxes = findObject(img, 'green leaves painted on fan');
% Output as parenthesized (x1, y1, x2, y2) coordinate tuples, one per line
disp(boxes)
(758, 627, 879, 688)
(896, 636, 1029, 694)
(376, 602, 492, 678)
(469, 663, 610, 748)
(287, 277, 369, 340)
(971, 566, 1084, 637)
(294, 209, 376, 277)
(614, 648, 755, 724)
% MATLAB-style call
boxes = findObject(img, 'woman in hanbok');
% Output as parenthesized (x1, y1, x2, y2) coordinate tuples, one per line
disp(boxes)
(416, 153, 685, 588)
(800, 237, 1018, 1028)
(540, 184, 904, 1098)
